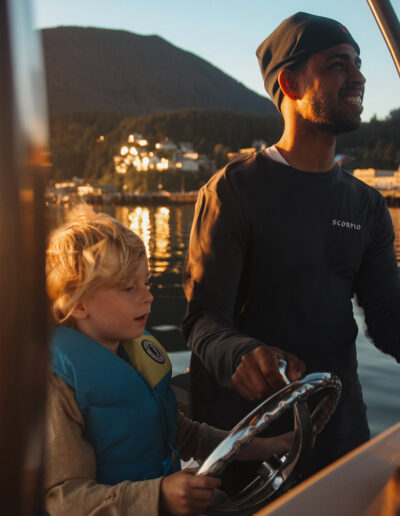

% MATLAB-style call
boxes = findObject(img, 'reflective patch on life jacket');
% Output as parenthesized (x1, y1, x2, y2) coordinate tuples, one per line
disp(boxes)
(122, 333, 171, 387)
(142, 339, 165, 363)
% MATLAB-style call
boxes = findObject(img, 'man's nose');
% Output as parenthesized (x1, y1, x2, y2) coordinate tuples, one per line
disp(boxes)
(349, 65, 366, 86)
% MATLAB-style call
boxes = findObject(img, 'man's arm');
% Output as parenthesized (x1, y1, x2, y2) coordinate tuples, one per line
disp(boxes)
(355, 196, 400, 362)
(183, 172, 304, 399)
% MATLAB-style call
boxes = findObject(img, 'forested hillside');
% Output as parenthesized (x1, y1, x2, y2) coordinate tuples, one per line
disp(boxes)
(48, 108, 400, 181)
(49, 109, 283, 180)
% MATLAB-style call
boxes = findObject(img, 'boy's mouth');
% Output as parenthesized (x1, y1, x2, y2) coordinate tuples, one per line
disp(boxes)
(135, 313, 150, 322)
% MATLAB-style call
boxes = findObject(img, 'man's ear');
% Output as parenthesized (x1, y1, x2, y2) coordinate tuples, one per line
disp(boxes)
(70, 302, 88, 320)
(278, 68, 300, 100)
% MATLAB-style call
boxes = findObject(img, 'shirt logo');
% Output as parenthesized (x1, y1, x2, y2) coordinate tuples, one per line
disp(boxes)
(332, 219, 361, 230)
(142, 339, 165, 363)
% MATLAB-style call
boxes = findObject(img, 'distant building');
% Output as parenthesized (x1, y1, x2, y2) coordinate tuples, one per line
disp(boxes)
(176, 159, 200, 172)
(114, 133, 210, 180)
(53, 181, 76, 190)
(227, 147, 256, 162)
(179, 142, 195, 154)
(353, 168, 376, 187)
(353, 168, 399, 190)
(156, 138, 177, 152)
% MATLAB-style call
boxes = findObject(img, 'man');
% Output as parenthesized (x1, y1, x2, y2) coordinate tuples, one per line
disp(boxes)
(182, 11, 400, 485)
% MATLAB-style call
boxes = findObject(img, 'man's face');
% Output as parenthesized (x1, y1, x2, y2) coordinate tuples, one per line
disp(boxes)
(295, 43, 365, 134)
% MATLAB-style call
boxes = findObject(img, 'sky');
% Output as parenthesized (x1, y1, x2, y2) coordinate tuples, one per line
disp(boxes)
(33, 0, 400, 121)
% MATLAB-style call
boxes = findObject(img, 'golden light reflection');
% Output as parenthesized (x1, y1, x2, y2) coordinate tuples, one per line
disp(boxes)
(142, 156, 150, 171)
(153, 207, 170, 273)
(128, 207, 151, 258)
(174, 208, 184, 256)
(156, 158, 169, 171)
(116, 206, 131, 228)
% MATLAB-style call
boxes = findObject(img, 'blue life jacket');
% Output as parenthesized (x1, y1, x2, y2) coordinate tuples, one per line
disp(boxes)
(50, 326, 180, 485)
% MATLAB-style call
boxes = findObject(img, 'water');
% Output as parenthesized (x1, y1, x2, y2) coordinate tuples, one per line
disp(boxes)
(46, 204, 400, 436)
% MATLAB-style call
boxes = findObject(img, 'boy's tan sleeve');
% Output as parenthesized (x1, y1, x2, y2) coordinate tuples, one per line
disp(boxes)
(176, 410, 229, 462)
(45, 371, 162, 516)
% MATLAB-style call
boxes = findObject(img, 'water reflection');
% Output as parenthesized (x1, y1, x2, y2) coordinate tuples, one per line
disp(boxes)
(112, 203, 193, 289)
(153, 207, 170, 273)
(126, 206, 151, 259)
(116, 206, 176, 275)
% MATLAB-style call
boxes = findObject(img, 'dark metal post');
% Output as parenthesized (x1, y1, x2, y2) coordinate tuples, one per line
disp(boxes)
(366, 0, 400, 76)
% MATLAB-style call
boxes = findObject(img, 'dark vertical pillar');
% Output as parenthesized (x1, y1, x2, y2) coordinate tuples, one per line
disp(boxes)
(0, 0, 49, 514)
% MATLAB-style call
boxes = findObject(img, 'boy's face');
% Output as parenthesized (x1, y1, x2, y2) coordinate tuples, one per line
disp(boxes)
(73, 256, 153, 353)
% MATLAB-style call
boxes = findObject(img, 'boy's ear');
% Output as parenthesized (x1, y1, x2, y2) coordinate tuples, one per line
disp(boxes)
(70, 302, 88, 320)
(278, 68, 300, 101)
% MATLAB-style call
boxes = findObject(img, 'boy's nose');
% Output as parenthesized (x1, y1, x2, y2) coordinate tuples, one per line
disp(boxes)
(144, 289, 154, 304)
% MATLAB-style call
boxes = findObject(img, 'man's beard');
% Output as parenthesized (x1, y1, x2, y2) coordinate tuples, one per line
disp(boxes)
(304, 88, 362, 135)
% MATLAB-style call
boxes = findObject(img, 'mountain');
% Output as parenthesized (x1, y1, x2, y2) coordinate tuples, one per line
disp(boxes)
(41, 26, 277, 117)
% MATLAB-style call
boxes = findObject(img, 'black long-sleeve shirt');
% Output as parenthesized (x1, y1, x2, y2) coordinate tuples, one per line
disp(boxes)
(183, 151, 400, 472)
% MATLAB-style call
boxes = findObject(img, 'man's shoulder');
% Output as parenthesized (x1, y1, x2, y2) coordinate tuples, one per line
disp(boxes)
(203, 151, 273, 193)
(339, 167, 386, 203)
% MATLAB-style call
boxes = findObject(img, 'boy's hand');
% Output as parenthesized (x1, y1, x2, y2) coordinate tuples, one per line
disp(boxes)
(160, 468, 221, 516)
(232, 345, 305, 401)
(236, 432, 293, 462)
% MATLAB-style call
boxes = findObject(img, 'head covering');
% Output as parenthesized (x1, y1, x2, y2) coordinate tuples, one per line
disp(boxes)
(256, 12, 360, 109)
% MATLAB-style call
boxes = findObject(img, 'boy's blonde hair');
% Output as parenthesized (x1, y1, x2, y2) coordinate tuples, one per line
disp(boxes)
(46, 205, 146, 326)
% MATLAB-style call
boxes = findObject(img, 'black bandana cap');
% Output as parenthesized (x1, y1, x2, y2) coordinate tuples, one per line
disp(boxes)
(256, 12, 360, 110)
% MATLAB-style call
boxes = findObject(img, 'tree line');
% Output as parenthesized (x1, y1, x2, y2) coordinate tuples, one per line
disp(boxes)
(48, 108, 400, 184)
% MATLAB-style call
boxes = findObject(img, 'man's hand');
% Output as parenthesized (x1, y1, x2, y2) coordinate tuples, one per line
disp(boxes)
(232, 346, 305, 401)
(160, 468, 221, 516)
(236, 432, 293, 461)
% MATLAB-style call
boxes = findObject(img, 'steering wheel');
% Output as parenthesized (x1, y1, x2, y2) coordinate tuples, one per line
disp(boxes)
(196, 359, 342, 514)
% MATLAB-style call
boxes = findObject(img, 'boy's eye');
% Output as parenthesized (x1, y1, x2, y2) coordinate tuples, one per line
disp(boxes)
(124, 286, 134, 292)
(145, 281, 152, 289)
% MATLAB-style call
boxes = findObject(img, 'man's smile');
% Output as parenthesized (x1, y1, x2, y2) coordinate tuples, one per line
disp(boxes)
(341, 87, 364, 112)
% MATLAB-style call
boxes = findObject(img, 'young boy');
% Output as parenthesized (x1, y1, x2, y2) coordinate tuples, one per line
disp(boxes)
(44, 205, 290, 516)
